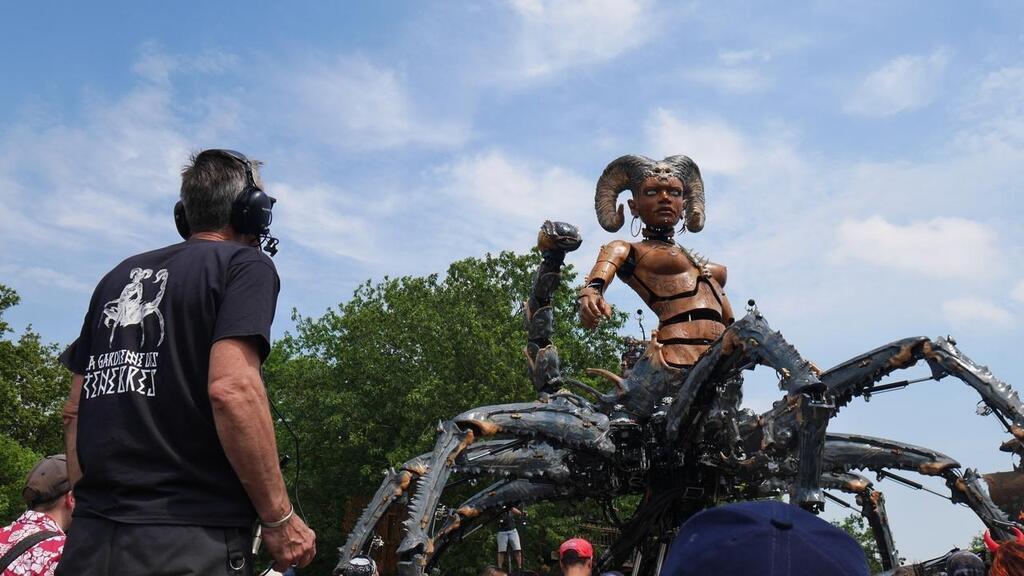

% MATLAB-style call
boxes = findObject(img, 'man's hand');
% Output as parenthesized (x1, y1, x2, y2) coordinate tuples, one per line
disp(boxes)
(579, 291, 613, 328)
(262, 514, 316, 571)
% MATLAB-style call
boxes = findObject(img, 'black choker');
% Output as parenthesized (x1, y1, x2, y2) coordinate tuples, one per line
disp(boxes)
(641, 226, 674, 243)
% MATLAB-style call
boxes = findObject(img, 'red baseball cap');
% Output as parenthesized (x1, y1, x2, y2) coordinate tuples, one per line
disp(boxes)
(559, 538, 594, 560)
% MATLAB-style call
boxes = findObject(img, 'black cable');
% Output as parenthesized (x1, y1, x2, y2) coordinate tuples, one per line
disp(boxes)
(267, 386, 306, 522)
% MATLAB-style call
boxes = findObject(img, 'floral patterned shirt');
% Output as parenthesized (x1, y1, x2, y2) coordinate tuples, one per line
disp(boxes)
(0, 511, 65, 576)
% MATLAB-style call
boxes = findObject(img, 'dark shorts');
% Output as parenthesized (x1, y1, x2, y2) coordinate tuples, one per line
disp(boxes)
(56, 517, 254, 576)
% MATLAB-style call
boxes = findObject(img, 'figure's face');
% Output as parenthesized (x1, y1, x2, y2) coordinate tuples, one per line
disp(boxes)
(628, 176, 685, 228)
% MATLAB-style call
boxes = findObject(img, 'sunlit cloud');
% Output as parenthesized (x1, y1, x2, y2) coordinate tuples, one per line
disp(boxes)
(844, 49, 950, 117)
(504, 0, 653, 79)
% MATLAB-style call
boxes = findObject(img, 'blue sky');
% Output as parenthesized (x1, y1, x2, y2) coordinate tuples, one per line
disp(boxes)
(2, 0, 1023, 563)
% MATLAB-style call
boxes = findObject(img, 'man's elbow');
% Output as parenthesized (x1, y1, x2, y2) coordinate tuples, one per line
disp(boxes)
(209, 374, 265, 413)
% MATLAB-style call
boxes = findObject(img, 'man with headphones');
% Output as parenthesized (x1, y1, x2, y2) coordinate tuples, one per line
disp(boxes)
(58, 150, 315, 575)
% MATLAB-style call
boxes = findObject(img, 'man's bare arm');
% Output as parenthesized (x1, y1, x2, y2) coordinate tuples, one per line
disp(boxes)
(209, 338, 315, 569)
(62, 374, 84, 486)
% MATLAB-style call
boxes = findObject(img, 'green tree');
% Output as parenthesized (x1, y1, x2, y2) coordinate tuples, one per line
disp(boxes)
(264, 250, 626, 575)
(0, 284, 72, 521)
(833, 513, 884, 573)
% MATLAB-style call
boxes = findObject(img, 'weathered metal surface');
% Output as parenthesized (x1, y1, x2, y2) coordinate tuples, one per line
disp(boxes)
(339, 218, 1024, 575)
(984, 470, 1024, 521)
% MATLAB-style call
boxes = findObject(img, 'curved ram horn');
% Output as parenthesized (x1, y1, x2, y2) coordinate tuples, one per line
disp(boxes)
(594, 155, 653, 232)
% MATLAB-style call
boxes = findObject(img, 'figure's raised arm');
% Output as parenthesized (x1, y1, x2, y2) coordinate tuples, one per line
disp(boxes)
(578, 240, 631, 328)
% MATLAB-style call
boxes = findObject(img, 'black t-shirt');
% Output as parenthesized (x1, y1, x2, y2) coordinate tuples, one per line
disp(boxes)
(61, 239, 279, 527)
(497, 508, 520, 531)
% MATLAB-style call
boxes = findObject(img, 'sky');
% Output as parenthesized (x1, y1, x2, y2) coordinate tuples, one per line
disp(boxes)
(1, 0, 1023, 564)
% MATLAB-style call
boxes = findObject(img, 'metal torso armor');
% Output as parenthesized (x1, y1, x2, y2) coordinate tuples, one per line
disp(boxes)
(585, 238, 735, 367)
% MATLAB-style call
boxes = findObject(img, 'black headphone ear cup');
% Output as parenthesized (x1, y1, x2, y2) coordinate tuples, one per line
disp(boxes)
(231, 187, 255, 235)
(231, 187, 273, 236)
(174, 201, 191, 239)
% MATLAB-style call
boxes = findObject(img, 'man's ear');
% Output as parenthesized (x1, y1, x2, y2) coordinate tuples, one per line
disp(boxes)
(65, 492, 75, 510)
(627, 197, 637, 216)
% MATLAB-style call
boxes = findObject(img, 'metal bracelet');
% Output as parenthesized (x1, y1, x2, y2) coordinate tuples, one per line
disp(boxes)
(261, 505, 294, 529)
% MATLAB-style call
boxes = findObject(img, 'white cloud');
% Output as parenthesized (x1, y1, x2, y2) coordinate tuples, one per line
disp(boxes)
(832, 216, 1002, 279)
(684, 49, 772, 94)
(270, 182, 373, 262)
(959, 66, 1024, 148)
(645, 109, 751, 175)
(287, 56, 468, 151)
(131, 43, 239, 86)
(685, 67, 770, 94)
(718, 49, 771, 65)
(439, 150, 590, 222)
(942, 298, 1013, 328)
(506, 0, 652, 79)
(1013, 280, 1024, 304)
(845, 49, 950, 117)
(432, 150, 595, 255)
(0, 264, 92, 294)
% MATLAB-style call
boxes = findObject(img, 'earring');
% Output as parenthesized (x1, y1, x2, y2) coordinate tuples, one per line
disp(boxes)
(630, 216, 641, 237)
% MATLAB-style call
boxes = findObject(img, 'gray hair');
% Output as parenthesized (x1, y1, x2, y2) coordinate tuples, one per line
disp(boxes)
(179, 151, 263, 233)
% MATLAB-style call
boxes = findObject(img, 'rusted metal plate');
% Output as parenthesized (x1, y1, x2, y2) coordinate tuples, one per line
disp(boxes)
(983, 470, 1024, 520)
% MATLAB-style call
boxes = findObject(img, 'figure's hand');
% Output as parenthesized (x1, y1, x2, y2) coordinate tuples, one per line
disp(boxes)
(263, 514, 317, 571)
(579, 291, 613, 328)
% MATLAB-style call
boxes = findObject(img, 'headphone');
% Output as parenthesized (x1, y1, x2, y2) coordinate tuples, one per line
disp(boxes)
(174, 149, 279, 256)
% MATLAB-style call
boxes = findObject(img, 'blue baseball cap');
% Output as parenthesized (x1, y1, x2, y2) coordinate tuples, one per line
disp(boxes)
(660, 500, 869, 576)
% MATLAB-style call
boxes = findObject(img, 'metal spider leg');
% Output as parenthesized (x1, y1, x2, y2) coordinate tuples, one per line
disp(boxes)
(666, 311, 826, 509)
(823, 433, 960, 477)
(454, 396, 614, 456)
(426, 479, 577, 571)
(454, 439, 572, 482)
(398, 421, 475, 572)
(336, 454, 431, 570)
(822, 433, 1017, 539)
(821, 472, 899, 571)
(526, 221, 582, 394)
(822, 337, 1024, 431)
(946, 468, 1017, 540)
(666, 311, 823, 441)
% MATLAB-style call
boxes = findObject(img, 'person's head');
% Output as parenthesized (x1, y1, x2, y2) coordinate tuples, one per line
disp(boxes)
(946, 549, 985, 576)
(989, 534, 1024, 576)
(559, 538, 594, 575)
(660, 500, 870, 576)
(22, 454, 74, 531)
(481, 566, 507, 576)
(178, 149, 272, 244)
(594, 155, 705, 234)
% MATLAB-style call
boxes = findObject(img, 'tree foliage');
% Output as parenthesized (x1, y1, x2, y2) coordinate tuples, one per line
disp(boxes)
(264, 250, 626, 575)
(833, 513, 884, 573)
(0, 285, 71, 521)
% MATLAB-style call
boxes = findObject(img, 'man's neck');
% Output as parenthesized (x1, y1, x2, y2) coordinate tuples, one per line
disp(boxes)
(190, 229, 250, 245)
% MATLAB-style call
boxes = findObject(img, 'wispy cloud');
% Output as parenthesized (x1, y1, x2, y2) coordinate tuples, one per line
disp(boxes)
(504, 0, 652, 80)
(270, 182, 374, 262)
(844, 49, 950, 117)
(284, 56, 469, 152)
(1013, 280, 1024, 304)
(685, 49, 772, 94)
(644, 109, 752, 176)
(942, 297, 1013, 328)
(832, 216, 1003, 279)
(0, 264, 92, 294)
(433, 150, 594, 253)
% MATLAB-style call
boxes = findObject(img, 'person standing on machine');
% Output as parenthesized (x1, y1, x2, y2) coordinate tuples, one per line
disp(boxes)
(58, 149, 315, 575)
